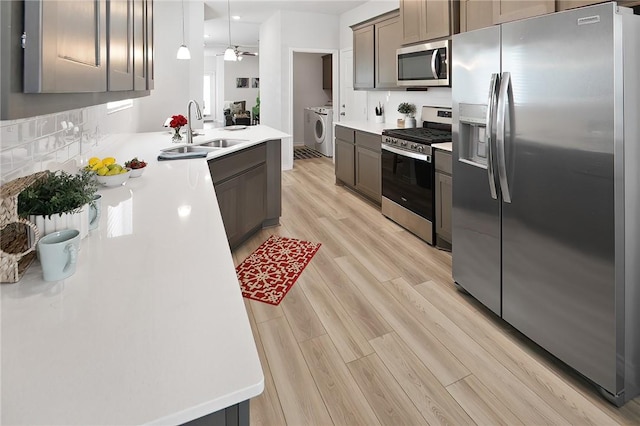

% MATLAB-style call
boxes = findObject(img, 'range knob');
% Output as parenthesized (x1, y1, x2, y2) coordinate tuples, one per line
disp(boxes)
(417, 145, 424, 153)
(401, 141, 407, 147)
(411, 144, 417, 150)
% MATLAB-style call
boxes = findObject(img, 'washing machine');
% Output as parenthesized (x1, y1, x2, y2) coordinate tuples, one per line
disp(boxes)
(309, 106, 333, 157)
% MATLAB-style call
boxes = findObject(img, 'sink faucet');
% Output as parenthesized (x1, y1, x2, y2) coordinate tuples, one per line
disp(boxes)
(186, 99, 202, 144)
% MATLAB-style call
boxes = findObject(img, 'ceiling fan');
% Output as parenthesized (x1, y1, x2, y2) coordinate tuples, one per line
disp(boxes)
(218, 0, 257, 61)
(216, 45, 258, 61)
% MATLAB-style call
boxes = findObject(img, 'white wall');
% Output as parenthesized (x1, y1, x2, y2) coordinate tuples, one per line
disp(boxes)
(293, 53, 331, 145)
(339, 1, 399, 50)
(260, 10, 340, 170)
(223, 56, 260, 114)
(134, 0, 204, 132)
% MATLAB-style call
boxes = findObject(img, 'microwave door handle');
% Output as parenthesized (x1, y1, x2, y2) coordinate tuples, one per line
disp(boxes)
(486, 73, 499, 200)
(431, 50, 439, 79)
(496, 71, 512, 203)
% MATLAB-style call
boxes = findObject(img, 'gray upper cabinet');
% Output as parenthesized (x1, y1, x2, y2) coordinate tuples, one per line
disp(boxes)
(24, 0, 108, 93)
(145, 0, 155, 89)
(400, 0, 458, 45)
(460, 0, 494, 33)
(375, 14, 402, 89)
(353, 25, 374, 90)
(108, 0, 133, 91)
(492, 0, 554, 24)
(352, 10, 401, 91)
(133, 0, 146, 90)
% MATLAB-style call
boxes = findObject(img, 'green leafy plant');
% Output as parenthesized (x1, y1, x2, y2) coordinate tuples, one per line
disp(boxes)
(18, 170, 98, 218)
(397, 102, 416, 117)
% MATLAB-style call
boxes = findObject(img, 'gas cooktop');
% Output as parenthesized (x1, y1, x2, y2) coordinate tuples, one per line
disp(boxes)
(382, 127, 452, 144)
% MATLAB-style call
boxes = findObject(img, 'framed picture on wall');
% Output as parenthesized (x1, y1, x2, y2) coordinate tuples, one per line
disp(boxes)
(236, 78, 249, 88)
(251, 78, 259, 88)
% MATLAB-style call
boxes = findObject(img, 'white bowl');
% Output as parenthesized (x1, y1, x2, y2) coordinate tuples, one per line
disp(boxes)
(96, 169, 131, 187)
(129, 167, 146, 178)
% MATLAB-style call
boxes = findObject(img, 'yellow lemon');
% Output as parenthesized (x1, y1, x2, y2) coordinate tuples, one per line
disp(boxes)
(91, 161, 104, 171)
(119, 168, 128, 174)
(88, 157, 100, 166)
(97, 167, 109, 176)
(102, 157, 116, 166)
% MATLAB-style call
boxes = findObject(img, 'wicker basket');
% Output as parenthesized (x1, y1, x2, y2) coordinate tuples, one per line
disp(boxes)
(0, 172, 48, 283)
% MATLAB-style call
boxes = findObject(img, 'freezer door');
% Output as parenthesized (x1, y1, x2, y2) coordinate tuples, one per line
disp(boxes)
(452, 27, 502, 316)
(500, 3, 618, 394)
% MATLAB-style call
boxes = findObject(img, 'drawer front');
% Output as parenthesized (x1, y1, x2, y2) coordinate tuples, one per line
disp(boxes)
(209, 144, 266, 183)
(355, 130, 381, 152)
(435, 150, 452, 175)
(335, 125, 355, 143)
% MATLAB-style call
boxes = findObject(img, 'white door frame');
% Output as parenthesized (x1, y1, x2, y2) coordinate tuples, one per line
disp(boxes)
(287, 47, 339, 162)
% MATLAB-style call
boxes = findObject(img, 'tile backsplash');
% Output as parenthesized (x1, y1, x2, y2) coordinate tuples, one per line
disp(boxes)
(0, 105, 108, 184)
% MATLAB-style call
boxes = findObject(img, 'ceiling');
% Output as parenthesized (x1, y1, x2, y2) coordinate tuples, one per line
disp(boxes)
(203, 0, 368, 54)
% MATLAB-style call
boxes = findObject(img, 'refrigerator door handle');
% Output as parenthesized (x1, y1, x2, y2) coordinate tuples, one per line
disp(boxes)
(431, 50, 439, 79)
(486, 73, 499, 200)
(496, 71, 512, 203)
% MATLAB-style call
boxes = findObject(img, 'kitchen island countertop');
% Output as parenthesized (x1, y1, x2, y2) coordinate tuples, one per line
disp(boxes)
(0, 126, 289, 425)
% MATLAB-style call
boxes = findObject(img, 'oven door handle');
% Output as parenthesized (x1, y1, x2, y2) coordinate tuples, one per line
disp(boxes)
(382, 144, 431, 163)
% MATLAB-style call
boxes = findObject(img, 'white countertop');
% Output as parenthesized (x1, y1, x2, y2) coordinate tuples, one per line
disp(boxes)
(334, 120, 396, 135)
(432, 142, 452, 152)
(0, 127, 289, 425)
(191, 126, 289, 159)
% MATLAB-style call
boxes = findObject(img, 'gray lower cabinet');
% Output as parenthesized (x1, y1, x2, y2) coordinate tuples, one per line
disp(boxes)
(184, 399, 250, 426)
(208, 141, 281, 250)
(335, 125, 381, 204)
(354, 132, 381, 203)
(435, 149, 452, 245)
(335, 127, 356, 186)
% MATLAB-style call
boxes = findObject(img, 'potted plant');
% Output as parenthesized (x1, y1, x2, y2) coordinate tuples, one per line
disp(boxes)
(398, 102, 417, 128)
(18, 169, 98, 241)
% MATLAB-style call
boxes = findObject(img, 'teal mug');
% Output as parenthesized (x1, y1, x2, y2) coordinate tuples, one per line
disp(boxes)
(37, 229, 80, 282)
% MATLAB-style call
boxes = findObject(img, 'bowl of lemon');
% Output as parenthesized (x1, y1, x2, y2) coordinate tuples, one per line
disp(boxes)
(85, 157, 131, 187)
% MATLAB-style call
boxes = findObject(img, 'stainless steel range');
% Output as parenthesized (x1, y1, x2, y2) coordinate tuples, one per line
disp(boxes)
(381, 106, 452, 244)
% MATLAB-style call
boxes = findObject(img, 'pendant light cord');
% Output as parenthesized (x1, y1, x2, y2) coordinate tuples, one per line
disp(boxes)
(227, 0, 232, 49)
(181, 0, 186, 44)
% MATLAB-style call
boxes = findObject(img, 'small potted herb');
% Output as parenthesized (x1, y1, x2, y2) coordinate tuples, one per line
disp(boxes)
(18, 170, 98, 240)
(398, 102, 417, 128)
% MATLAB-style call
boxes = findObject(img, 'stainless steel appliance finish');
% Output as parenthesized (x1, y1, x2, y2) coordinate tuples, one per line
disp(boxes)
(381, 107, 452, 245)
(396, 40, 451, 87)
(452, 2, 640, 405)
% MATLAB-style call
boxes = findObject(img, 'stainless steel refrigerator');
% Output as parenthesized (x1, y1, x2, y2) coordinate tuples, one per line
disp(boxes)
(452, 2, 640, 405)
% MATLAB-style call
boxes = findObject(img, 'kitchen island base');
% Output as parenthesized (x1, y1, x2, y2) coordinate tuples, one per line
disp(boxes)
(184, 400, 249, 426)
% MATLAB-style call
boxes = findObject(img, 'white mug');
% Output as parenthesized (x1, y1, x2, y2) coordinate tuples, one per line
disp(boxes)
(89, 194, 102, 230)
(37, 229, 80, 282)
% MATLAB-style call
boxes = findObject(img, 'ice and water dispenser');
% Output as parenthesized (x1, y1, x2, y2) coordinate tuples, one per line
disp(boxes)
(458, 103, 489, 168)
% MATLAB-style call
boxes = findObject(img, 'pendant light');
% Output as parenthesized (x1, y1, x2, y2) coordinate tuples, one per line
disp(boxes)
(224, 0, 237, 61)
(177, 0, 191, 60)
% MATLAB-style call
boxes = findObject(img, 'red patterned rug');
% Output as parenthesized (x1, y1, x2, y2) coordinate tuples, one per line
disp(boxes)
(236, 235, 321, 305)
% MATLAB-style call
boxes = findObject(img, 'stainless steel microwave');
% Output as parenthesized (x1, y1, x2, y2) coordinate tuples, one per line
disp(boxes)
(397, 39, 451, 87)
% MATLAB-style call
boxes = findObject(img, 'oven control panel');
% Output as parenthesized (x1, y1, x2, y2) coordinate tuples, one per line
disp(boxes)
(382, 136, 432, 155)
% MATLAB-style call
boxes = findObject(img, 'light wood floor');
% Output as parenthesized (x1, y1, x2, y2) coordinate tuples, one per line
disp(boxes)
(232, 156, 640, 426)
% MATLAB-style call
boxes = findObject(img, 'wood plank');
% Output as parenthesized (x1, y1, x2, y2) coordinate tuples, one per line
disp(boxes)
(299, 335, 381, 426)
(257, 316, 333, 425)
(415, 281, 623, 426)
(320, 217, 401, 282)
(298, 262, 374, 363)
(347, 354, 429, 425)
(334, 255, 470, 386)
(279, 284, 327, 342)
(385, 277, 569, 425)
(242, 300, 287, 426)
(370, 332, 475, 426)
(446, 375, 524, 426)
(310, 249, 392, 341)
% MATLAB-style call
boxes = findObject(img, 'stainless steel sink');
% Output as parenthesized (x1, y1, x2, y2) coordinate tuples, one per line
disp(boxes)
(161, 145, 216, 154)
(196, 139, 247, 148)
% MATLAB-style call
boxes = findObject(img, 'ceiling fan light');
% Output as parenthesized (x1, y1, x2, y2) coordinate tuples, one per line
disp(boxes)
(177, 44, 191, 60)
(224, 48, 237, 61)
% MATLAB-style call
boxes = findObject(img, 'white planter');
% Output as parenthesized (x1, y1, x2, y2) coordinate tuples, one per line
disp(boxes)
(28, 205, 89, 244)
(405, 117, 416, 128)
